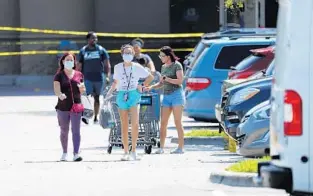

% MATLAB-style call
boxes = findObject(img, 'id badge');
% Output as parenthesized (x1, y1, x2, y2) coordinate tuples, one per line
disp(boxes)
(123, 92, 129, 101)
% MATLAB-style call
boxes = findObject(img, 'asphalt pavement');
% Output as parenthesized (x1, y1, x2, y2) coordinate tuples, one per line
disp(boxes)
(0, 88, 288, 196)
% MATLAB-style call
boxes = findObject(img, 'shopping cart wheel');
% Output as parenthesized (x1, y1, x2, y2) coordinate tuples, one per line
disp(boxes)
(151, 138, 157, 146)
(144, 145, 152, 154)
(157, 141, 161, 148)
(107, 145, 113, 154)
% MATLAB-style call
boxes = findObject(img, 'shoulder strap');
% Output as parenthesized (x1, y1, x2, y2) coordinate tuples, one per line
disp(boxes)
(65, 73, 75, 104)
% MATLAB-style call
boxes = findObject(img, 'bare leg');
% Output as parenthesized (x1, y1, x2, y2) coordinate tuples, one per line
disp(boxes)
(119, 109, 129, 153)
(172, 106, 184, 149)
(159, 107, 172, 148)
(129, 105, 140, 152)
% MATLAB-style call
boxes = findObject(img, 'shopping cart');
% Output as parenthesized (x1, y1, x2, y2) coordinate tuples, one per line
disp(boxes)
(104, 91, 161, 154)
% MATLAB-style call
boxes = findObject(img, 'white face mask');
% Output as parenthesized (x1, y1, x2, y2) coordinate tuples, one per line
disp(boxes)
(64, 61, 74, 70)
(122, 54, 134, 62)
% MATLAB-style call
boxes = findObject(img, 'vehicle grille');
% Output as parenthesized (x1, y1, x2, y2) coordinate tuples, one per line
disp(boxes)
(221, 92, 229, 108)
(237, 134, 246, 147)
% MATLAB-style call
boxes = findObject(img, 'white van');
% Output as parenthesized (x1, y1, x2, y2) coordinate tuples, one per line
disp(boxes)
(254, 0, 313, 195)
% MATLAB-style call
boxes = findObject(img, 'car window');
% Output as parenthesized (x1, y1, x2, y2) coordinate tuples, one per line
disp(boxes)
(214, 45, 270, 70)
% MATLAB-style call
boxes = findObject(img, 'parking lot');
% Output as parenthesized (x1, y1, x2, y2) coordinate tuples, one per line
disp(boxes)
(0, 88, 287, 196)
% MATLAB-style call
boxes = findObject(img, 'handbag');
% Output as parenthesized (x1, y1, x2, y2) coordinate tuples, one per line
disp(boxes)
(81, 94, 94, 119)
(67, 74, 84, 113)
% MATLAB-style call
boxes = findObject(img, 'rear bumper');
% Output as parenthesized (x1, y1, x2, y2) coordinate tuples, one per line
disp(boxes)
(255, 162, 292, 193)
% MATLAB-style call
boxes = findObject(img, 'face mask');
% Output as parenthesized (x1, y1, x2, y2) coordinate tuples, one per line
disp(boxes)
(64, 61, 74, 70)
(123, 54, 133, 62)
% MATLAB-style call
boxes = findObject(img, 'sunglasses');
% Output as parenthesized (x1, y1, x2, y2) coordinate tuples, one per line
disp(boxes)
(159, 54, 166, 59)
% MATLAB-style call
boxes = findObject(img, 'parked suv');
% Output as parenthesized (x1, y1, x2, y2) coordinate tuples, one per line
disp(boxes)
(228, 46, 275, 79)
(184, 36, 275, 121)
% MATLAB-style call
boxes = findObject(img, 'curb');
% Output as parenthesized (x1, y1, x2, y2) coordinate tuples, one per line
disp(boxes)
(209, 171, 260, 187)
(171, 136, 224, 146)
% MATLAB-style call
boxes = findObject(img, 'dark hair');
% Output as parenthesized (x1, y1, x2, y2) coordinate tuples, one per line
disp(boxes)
(86, 31, 96, 39)
(160, 46, 179, 62)
(57, 52, 77, 72)
(131, 38, 144, 48)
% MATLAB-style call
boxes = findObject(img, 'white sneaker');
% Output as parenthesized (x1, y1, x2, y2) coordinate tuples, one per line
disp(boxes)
(155, 148, 164, 154)
(129, 152, 137, 161)
(121, 153, 129, 161)
(73, 153, 83, 162)
(170, 148, 184, 154)
(60, 153, 67, 161)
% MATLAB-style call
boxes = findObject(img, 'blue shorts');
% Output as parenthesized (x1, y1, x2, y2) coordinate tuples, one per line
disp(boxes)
(162, 89, 185, 108)
(85, 74, 106, 96)
(116, 90, 141, 110)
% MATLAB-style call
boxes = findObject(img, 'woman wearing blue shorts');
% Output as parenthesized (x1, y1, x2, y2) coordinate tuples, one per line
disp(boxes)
(106, 44, 154, 161)
(146, 46, 185, 154)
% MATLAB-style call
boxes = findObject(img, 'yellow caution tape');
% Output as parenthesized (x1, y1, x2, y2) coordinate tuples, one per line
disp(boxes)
(0, 26, 204, 38)
(0, 41, 84, 45)
(0, 48, 194, 56)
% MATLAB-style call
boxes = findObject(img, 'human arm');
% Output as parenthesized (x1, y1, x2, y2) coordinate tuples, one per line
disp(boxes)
(77, 73, 86, 94)
(145, 55, 156, 72)
(76, 50, 84, 71)
(101, 48, 111, 79)
(53, 73, 67, 100)
(164, 63, 184, 85)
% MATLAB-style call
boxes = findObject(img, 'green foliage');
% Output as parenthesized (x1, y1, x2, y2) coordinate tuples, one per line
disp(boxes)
(184, 129, 225, 137)
(225, 0, 245, 9)
(226, 156, 271, 173)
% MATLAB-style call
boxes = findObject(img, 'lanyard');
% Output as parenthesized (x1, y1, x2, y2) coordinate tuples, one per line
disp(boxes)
(123, 63, 133, 91)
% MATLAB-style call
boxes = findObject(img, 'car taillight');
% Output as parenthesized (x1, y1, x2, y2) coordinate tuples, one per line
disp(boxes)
(186, 78, 211, 91)
(284, 90, 302, 136)
(228, 71, 235, 79)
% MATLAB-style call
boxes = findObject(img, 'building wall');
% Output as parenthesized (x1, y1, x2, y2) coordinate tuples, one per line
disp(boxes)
(19, 0, 95, 75)
(0, 0, 20, 75)
(95, 0, 170, 33)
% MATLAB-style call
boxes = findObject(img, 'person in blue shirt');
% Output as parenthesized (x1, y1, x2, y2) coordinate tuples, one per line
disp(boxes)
(77, 32, 111, 124)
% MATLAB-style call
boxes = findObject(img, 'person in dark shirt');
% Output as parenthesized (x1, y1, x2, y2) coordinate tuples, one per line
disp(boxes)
(77, 31, 111, 124)
(131, 38, 156, 73)
(53, 52, 86, 162)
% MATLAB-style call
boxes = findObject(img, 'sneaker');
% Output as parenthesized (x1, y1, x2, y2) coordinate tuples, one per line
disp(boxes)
(73, 153, 83, 162)
(155, 148, 164, 154)
(94, 117, 98, 124)
(129, 152, 137, 161)
(121, 153, 129, 161)
(82, 118, 89, 125)
(60, 153, 67, 161)
(170, 148, 184, 154)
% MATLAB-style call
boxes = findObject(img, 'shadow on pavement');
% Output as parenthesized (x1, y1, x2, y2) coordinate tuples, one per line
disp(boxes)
(24, 160, 125, 163)
(0, 110, 56, 116)
(0, 87, 55, 97)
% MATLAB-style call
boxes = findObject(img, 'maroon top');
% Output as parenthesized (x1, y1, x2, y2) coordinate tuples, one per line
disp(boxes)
(54, 71, 84, 111)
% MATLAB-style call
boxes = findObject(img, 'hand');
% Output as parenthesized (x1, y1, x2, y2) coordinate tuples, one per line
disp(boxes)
(105, 77, 110, 84)
(77, 83, 86, 93)
(143, 86, 151, 92)
(58, 93, 67, 101)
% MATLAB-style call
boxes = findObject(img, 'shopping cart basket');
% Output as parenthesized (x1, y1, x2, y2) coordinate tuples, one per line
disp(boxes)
(103, 91, 161, 154)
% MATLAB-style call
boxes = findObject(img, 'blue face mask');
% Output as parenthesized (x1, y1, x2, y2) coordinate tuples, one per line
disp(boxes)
(64, 61, 74, 70)
(122, 54, 133, 62)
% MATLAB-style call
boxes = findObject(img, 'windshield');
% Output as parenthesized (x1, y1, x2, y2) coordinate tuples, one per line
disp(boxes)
(234, 55, 262, 71)
(265, 60, 275, 76)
